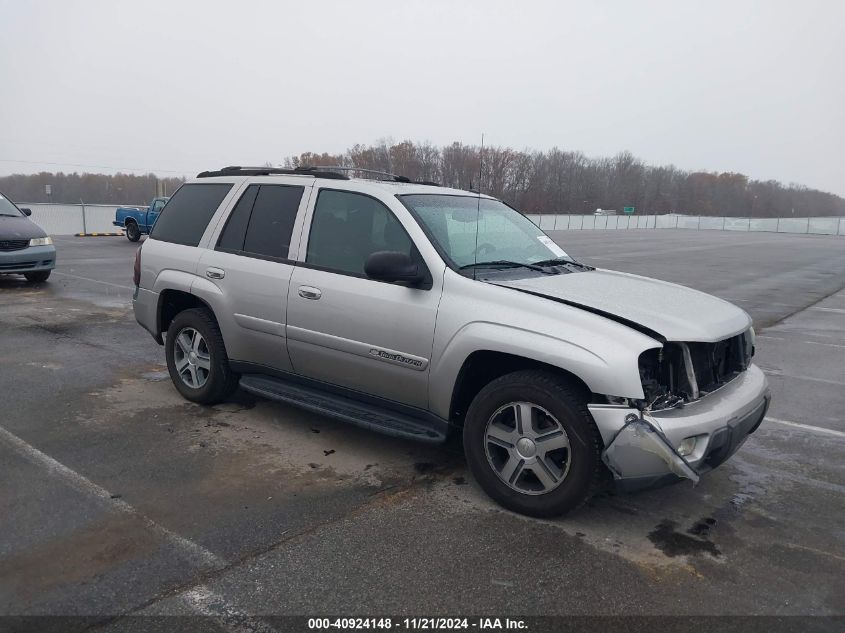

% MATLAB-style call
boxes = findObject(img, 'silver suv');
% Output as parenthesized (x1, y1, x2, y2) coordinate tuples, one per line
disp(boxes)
(133, 166, 770, 517)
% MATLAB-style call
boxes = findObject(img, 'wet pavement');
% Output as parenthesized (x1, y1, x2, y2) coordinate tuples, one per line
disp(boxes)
(0, 231, 843, 626)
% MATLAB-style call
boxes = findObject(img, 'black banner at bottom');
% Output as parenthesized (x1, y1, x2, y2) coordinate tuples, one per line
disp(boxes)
(0, 616, 842, 633)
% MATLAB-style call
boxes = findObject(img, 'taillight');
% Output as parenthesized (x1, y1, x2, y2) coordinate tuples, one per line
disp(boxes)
(133, 246, 141, 286)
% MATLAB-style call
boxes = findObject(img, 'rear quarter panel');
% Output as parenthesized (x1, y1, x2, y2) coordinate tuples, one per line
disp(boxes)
(139, 238, 202, 295)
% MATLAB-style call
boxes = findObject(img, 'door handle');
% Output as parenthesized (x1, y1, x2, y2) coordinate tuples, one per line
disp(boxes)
(206, 267, 225, 280)
(298, 286, 322, 300)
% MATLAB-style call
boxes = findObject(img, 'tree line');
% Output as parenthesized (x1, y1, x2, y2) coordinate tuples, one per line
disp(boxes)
(285, 140, 845, 217)
(0, 172, 184, 205)
(2, 141, 842, 217)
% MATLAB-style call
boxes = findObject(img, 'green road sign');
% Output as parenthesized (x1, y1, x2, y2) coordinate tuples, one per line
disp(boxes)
(623, 206, 635, 214)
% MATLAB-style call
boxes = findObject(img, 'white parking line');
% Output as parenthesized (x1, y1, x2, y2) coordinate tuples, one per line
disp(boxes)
(0, 424, 224, 568)
(806, 340, 845, 349)
(764, 417, 845, 438)
(734, 300, 797, 308)
(180, 586, 280, 633)
(763, 370, 845, 387)
(810, 307, 845, 314)
(758, 335, 845, 349)
(0, 425, 286, 626)
(51, 270, 134, 290)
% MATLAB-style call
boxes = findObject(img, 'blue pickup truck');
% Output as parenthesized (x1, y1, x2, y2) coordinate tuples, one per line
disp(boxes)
(114, 197, 169, 242)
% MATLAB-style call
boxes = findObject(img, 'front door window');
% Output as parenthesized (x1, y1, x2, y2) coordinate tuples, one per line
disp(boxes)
(306, 190, 413, 275)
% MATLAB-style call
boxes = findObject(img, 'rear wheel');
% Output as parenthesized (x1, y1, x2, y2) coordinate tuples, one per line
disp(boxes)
(125, 221, 141, 242)
(165, 308, 238, 404)
(463, 370, 603, 517)
(24, 271, 51, 283)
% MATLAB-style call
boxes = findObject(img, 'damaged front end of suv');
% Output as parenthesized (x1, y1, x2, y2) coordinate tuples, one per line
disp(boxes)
(637, 329, 756, 411)
(589, 328, 770, 491)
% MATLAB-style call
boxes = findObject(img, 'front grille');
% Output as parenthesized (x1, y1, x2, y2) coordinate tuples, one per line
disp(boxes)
(686, 331, 753, 392)
(0, 261, 37, 270)
(0, 239, 29, 251)
(639, 329, 754, 408)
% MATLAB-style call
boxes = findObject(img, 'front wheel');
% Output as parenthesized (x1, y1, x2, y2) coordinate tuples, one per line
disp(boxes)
(24, 271, 51, 283)
(165, 308, 239, 404)
(463, 370, 604, 518)
(125, 221, 141, 242)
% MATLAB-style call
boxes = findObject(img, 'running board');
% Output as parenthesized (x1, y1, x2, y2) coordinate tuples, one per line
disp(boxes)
(238, 374, 448, 444)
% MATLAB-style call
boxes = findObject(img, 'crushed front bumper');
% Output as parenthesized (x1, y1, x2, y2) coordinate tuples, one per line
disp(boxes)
(588, 363, 770, 491)
(0, 245, 57, 274)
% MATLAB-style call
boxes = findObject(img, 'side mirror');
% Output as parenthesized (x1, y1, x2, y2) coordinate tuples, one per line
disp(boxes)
(364, 251, 424, 285)
(20, 208, 32, 216)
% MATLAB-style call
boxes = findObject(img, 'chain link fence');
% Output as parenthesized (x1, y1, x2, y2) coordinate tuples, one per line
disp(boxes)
(526, 214, 845, 236)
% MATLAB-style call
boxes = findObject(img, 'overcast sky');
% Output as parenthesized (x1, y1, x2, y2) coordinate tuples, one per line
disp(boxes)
(1, 0, 843, 195)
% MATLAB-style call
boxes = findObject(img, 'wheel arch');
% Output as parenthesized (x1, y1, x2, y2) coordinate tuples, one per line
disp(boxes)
(431, 322, 649, 422)
(447, 350, 593, 428)
(157, 288, 216, 340)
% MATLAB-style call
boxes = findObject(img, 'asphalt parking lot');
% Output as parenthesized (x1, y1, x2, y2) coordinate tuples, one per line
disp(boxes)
(1, 230, 844, 627)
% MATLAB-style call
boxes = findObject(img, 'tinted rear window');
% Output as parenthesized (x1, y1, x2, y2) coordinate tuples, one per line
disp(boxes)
(217, 185, 258, 252)
(150, 183, 232, 246)
(242, 185, 303, 259)
(216, 184, 303, 260)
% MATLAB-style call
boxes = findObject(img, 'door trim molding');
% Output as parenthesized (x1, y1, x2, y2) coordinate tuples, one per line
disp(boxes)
(287, 325, 429, 371)
(234, 313, 284, 336)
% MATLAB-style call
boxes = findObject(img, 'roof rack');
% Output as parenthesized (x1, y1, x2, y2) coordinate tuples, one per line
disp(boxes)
(196, 166, 349, 179)
(300, 165, 409, 183)
(196, 165, 441, 187)
(302, 165, 441, 187)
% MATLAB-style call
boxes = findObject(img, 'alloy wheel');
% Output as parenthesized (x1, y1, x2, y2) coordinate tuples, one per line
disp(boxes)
(484, 401, 572, 495)
(173, 327, 211, 389)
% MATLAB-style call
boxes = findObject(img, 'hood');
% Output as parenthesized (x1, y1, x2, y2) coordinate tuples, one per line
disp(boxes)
(0, 214, 47, 240)
(495, 269, 751, 343)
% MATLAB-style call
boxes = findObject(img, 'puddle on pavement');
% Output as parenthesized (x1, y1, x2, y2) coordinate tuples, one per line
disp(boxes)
(141, 370, 170, 382)
(647, 519, 721, 558)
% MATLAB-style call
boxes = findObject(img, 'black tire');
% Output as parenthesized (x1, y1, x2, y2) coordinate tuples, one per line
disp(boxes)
(165, 308, 239, 404)
(24, 270, 51, 283)
(463, 370, 603, 518)
(126, 221, 141, 242)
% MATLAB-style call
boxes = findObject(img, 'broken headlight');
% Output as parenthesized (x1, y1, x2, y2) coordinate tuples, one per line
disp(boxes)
(637, 345, 692, 410)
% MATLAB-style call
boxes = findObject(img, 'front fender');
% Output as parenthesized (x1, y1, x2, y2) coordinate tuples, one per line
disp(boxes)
(428, 321, 651, 420)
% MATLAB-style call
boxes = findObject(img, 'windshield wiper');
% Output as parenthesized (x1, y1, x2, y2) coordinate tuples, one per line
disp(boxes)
(530, 258, 594, 271)
(459, 260, 557, 274)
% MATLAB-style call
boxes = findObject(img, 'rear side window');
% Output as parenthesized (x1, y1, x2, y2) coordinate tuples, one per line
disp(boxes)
(150, 183, 232, 246)
(217, 186, 258, 252)
(216, 184, 304, 260)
